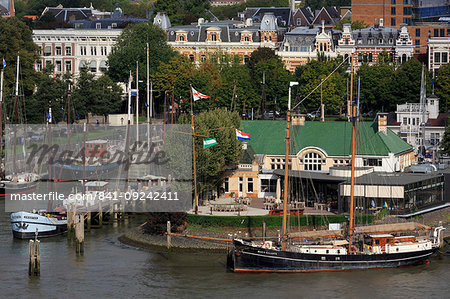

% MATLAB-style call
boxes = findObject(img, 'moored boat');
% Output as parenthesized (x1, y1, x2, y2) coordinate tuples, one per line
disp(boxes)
(10, 211, 67, 239)
(228, 68, 446, 273)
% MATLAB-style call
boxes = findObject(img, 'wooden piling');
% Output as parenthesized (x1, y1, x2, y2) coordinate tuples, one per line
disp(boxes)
(28, 239, 40, 276)
(98, 201, 103, 227)
(86, 212, 91, 231)
(75, 214, 85, 255)
(167, 221, 171, 249)
(67, 204, 75, 239)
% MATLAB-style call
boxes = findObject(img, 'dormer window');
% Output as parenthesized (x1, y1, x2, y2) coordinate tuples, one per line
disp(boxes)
(379, 39, 383, 44)
(180, 36, 185, 41)
(244, 36, 249, 42)
(368, 39, 374, 45)
(389, 38, 393, 44)
(211, 34, 217, 41)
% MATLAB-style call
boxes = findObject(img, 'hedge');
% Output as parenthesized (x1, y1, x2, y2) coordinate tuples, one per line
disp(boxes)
(186, 214, 374, 229)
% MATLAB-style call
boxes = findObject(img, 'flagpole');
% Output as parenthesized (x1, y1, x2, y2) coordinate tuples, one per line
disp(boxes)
(171, 86, 174, 129)
(190, 85, 198, 214)
(146, 43, 150, 150)
(163, 91, 167, 141)
(136, 61, 139, 143)
(0, 66, 3, 176)
(128, 71, 132, 122)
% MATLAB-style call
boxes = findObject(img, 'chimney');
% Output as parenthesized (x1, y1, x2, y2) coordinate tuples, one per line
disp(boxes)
(9, 0, 15, 17)
(292, 114, 306, 126)
(377, 113, 388, 135)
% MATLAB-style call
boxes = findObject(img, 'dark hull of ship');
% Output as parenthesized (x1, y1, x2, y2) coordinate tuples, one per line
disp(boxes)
(0, 181, 38, 199)
(51, 162, 120, 181)
(12, 223, 67, 239)
(228, 240, 437, 272)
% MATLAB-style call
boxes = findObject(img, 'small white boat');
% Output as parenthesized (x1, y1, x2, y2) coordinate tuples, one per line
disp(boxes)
(10, 211, 67, 239)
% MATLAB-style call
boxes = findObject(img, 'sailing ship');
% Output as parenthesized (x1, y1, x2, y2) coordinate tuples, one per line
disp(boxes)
(0, 56, 40, 198)
(52, 139, 121, 181)
(227, 69, 445, 272)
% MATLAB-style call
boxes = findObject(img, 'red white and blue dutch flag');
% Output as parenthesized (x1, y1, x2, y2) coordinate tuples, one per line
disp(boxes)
(236, 129, 250, 141)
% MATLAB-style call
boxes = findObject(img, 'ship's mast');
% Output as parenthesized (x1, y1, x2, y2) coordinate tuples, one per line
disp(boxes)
(0, 60, 4, 177)
(348, 55, 356, 253)
(189, 85, 198, 214)
(282, 82, 298, 250)
(13, 56, 19, 175)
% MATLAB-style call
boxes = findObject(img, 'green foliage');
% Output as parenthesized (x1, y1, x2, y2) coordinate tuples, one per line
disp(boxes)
(211, 0, 288, 21)
(71, 68, 123, 119)
(303, 0, 351, 11)
(357, 63, 395, 113)
(0, 17, 39, 121)
(248, 48, 294, 112)
(178, 109, 243, 194)
(27, 67, 70, 124)
(153, 0, 211, 26)
(107, 22, 175, 83)
(143, 212, 187, 235)
(356, 57, 431, 113)
(439, 117, 450, 155)
(435, 63, 449, 112)
(334, 19, 369, 31)
(294, 58, 347, 113)
(186, 214, 374, 228)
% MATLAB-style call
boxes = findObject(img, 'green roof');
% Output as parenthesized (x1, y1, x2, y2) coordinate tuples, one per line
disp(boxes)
(241, 120, 412, 157)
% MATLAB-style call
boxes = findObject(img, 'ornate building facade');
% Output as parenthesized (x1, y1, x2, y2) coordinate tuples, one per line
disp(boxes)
(32, 29, 122, 77)
(155, 12, 285, 65)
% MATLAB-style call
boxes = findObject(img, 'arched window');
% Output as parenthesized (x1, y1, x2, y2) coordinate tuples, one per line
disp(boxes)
(369, 53, 373, 63)
(179, 35, 185, 41)
(402, 54, 407, 63)
(89, 60, 97, 72)
(304, 152, 323, 171)
(211, 34, 217, 41)
(99, 60, 107, 72)
(189, 54, 194, 62)
(244, 36, 249, 42)
(200, 55, 206, 62)
(243, 55, 249, 64)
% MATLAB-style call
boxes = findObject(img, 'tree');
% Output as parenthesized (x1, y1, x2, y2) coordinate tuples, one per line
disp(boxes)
(107, 22, 175, 83)
(357, 63, 395, 113)
(439, 117, 450, 155)
(27, 65, 69, 124)
(391, 58, 430, 107)
(0, 17, 39, 99)
(247, 47, 279, 72)
(152, 54, 196, 114)
(178, 109, 242, 196)
(71, 68, 122, 119)
(248, 48, 293, 113)
(294, 58, 347, 113)
(153, 0, 211, 25)
(334, 19, 369, 31)
(435, 63, 449, 112)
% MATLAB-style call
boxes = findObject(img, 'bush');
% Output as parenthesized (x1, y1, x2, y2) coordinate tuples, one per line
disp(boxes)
(142, 212, 187, 235)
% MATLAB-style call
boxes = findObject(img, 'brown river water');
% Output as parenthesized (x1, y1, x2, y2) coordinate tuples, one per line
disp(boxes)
(0, 202, 448, 299)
